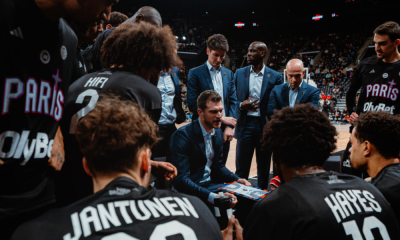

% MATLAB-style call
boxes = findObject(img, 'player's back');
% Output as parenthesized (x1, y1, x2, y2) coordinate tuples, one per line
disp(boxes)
(244, 171, 400, 240)
(12, 177, 223, 240)
(57, 68, 162, 206)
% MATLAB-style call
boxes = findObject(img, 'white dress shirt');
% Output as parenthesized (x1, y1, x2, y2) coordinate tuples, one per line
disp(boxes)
(206, 61, 225, 116)
(247, 64, 265, 117)
(198, 120, 218, 204)
(289, 81, 303, 108)
(157, 72, 176, 124)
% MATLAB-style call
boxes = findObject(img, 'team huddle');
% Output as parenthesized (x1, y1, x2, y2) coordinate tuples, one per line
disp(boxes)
(2, 0, 400, 239)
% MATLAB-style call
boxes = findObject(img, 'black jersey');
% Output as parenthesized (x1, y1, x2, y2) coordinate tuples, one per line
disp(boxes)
(12, 177, 222, 240)
(0, 0, 77, 219)
(371, 163, 400, 227)
(91, 28, 115, 72)
(71, 49, 88, 84)
(347, 56, 400, 115)
(57, 68, 162, 206)
(244, 171, 400, 240)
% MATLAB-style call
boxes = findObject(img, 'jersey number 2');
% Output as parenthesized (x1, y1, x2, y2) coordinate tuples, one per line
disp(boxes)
(101, 221, 198, 240)
(69, 89, 99, 134)
(343, 216, 390, 240)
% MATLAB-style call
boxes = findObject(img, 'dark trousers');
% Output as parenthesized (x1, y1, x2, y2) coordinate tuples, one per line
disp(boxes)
(152, 123, 177, 160)
(221, 124, 230, 166)
(235, 117, 272, 189)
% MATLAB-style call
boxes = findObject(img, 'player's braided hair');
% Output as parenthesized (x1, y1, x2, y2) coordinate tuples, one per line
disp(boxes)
(75, 94, 159, 177)
(101, 22, 182, 76)
(262, 103, 337, 168)
(354, 111, 400, 159)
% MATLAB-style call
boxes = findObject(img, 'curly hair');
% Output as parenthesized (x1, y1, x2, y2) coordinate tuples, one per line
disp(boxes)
(207, 34, 229, 51)
(101, 22, 182, 76)
(103, 12, 128, 29)
(354, 111, 400, 159)
(75, 94, 159, 177)
(262, 103, 337, 168)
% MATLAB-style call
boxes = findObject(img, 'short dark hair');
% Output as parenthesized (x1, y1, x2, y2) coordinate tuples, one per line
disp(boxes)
(262, 104, 337, 168)
(354, 111, 400, 159)
(101, 22, 182, 77)
(75, 94, 159, 177)
(103, 12, 128, 29)
(197, 90, 222, 111)
(207, 34, 229, 51)
(374, 21, 400, 42)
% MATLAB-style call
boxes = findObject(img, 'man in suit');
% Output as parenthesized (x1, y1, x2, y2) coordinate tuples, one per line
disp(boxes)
(170, 90, 250, 208)
(152, 67, 187, 159)
(267, 59, 320, 119)
(234, 42, 283, 189)
(187, 34, 237, 165)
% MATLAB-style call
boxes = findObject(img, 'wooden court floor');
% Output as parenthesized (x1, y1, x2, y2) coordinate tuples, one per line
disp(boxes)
(176, 122, 350, 177)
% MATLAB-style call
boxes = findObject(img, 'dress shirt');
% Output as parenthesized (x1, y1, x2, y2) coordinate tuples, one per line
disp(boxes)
(157, 72, 177, 124)
(247, 65, 265, 117)
(289, 81, 303, 108)
(198, 120, 218, 204)
(206, 61, 225, 116)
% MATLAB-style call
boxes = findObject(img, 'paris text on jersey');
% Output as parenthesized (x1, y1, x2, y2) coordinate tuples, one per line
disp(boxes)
(2, 69, 64, 121)
(366, 80, 399, 101)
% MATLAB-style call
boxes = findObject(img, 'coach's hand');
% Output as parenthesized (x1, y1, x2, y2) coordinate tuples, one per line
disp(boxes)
(349, 112, 359, 124)
(151, 161, 177, 181)
(241, 97, 259, 111)
(219, 192, 238, 208)
(221, 215, 243, 240)
(48, 127, 65, 171)
(221, 116, 237, 127)
(223, 127, 234, 143)
(238, 178, 251, 186)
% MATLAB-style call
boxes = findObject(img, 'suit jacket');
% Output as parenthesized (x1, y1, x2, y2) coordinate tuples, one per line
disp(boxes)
(169, 119, 239, 202)
(170, 67, 186, 124)
(267, 81, 320, 119)
(187, 62, 237, 122)
(234, 65, 283, 139)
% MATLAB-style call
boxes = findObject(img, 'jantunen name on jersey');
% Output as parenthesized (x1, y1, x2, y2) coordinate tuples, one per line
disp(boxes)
(64, 197, 199, 240)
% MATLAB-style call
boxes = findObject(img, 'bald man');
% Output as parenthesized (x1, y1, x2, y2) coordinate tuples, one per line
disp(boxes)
(267, 59, 320, 119)
(234, 42, 283, 189)
(90, 6, 162, 72)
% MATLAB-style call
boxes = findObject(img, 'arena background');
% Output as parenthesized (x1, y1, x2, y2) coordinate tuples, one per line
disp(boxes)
(107, 0, 400, 181)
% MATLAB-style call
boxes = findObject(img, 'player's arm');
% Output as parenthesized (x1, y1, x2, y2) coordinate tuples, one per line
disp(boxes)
(150, 160, 177, 181)
(346, 65, 362, 116)
(48, 126, 65, 171)
(187, 69, 199, 115)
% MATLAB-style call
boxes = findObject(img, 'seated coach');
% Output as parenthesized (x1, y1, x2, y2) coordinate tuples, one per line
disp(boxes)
(170, 90, 250, 208)
(267, 59, 319, 119)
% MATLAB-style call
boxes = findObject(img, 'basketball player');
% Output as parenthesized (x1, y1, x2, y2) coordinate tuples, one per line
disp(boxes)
(11, 96, 232, 240)
(350, 111, 400, 226)
(0, 0, 117, 239)
(343, 21, 400, 175)
(244, 104, 400, 239)
(57, 22, 182, 206)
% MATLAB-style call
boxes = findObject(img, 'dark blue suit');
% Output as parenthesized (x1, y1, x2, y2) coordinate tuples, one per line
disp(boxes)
(234, 65, 283, 189)
(187, 62, 238, 165)
(169, 119, 239, 203)
(267, 81, 320, 119)
(152, 67, 186, 159)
